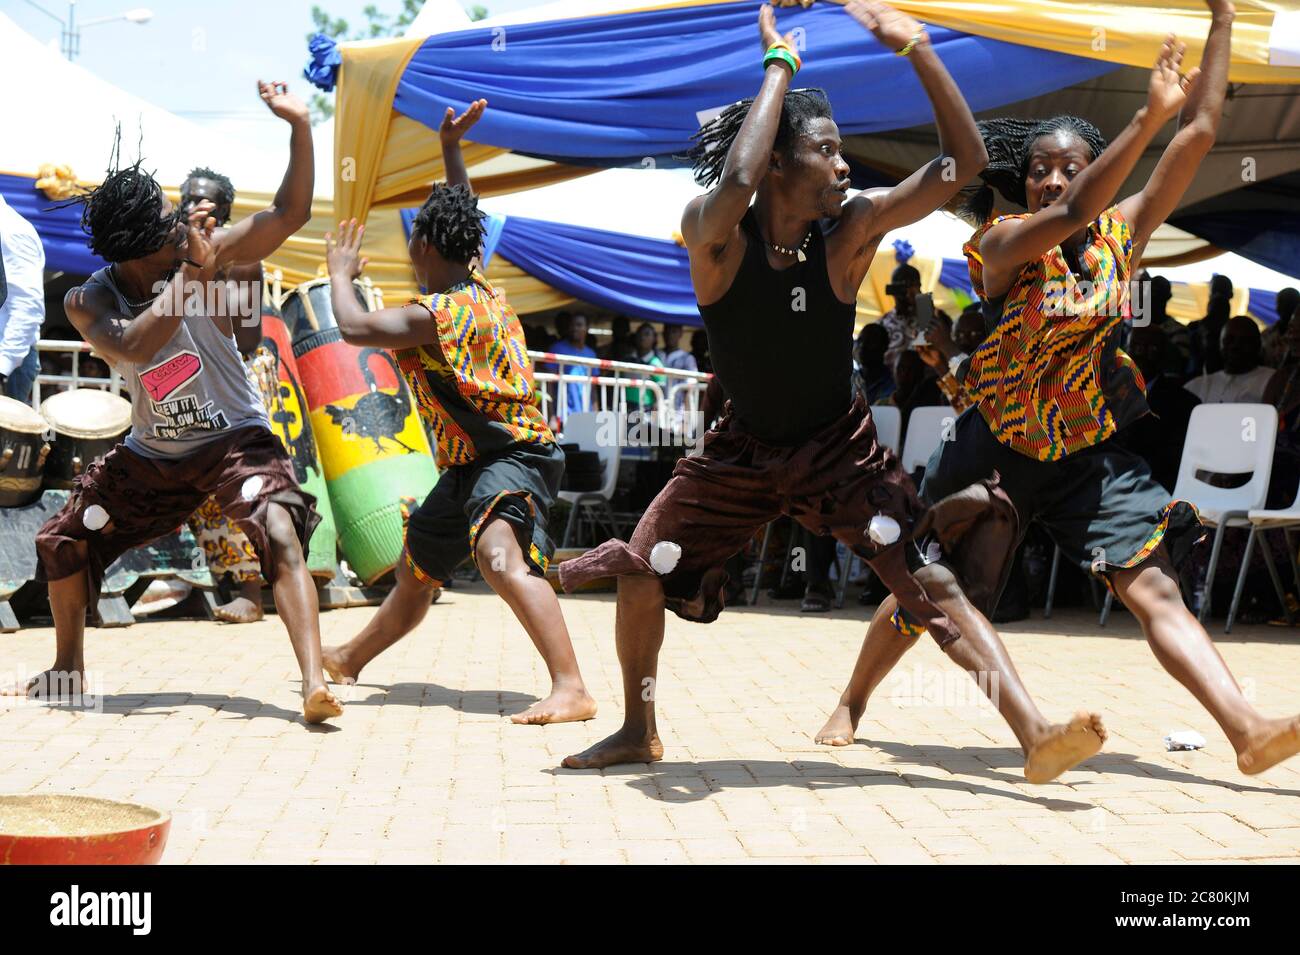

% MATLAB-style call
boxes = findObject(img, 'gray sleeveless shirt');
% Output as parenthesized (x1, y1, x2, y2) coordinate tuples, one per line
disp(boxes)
(89, 267, 269, 460)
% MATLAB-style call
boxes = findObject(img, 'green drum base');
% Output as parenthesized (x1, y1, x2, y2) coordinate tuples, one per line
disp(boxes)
(300, 469, 338, 580)
(328, 454, 438, 584)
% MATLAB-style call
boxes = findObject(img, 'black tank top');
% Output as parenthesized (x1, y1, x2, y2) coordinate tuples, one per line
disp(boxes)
(697, 207, 856, 446)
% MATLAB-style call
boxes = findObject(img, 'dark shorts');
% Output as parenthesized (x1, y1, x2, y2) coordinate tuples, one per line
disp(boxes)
(36, 426, 320, 605)
(404, 440, 564, 585)
(921, 407, 1205, 589)
(559, 398, 1020, 646)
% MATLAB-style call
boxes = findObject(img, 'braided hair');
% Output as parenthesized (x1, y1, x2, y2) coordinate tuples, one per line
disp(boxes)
(957, 115, 1109, 226)
(686, 88, 834, 188)
(183, 166, 236, 209)
(410, 182, 486, 265)
(55, 127, 181, 264)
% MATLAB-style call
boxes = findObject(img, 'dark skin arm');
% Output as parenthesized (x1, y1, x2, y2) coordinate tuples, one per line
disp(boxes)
(324, 218, 438, 348)
(979, 35, 1195, 298)
(227, 260, 265, 356)
(680, 6, 795, 304)
(439, 98, 486, 190)
(828, 2, 988, 297)
(210, 81, 314, 272)
(64, 206, 216, 366)
(1119, 1, 1234, 260)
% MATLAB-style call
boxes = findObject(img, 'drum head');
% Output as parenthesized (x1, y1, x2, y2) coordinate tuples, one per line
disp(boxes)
(0, 395, 49, 435)
(39, 389, 131, 439)
(283, 278, 371, 342)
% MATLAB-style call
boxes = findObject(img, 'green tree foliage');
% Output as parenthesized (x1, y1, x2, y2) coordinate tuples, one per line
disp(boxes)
(308, 1, 485, 123)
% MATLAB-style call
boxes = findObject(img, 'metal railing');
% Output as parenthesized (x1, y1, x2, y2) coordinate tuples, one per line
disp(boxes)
(529, 350, 712, 446)
(31, 339, 124, 406)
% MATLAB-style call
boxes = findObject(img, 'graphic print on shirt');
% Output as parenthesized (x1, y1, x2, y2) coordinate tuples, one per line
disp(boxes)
(137, 350, 230, 440)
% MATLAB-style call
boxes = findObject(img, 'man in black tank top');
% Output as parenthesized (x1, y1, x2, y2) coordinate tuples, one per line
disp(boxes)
(561, 2, 1106, 782)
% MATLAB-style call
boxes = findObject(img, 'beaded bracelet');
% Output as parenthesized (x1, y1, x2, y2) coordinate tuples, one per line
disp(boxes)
(895, 31, 924, 56)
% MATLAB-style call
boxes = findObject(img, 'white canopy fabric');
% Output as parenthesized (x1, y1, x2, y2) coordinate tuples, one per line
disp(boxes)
(0, 12, 292, 193)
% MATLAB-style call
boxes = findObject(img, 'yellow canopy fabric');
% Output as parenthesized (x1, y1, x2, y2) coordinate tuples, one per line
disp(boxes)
(331, 1, 1298, 225)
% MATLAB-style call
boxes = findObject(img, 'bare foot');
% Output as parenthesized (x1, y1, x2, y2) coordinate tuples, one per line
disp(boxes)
(1237, 716, 1300, 775)
(814, 702, 861, 746)
(303, 684, 343, 724)
(213, 596, 264, 624)
(1024, 712, 1107, 784)
(1, 668, 86, 700)
(321, 646, 359, 685)
(511, 686, 597, 725)
(562, 727, 663, 769)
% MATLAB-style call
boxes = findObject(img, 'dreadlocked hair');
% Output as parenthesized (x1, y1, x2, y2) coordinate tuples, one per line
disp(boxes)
(184, 166, 236, 207)
(685, 88, 834, 188)
(956, 115, 1109, 226)
(53, 126, 180, 263)
(410, 182, 486, 265)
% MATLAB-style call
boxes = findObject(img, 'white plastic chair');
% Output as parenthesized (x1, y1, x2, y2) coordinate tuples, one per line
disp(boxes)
(558, 411, 622, 548)
(1123, 403, 1277, 627)
(870, 405, 901, 454)
(1226, 443, 1300, 632)
(900, 405, 957, 474)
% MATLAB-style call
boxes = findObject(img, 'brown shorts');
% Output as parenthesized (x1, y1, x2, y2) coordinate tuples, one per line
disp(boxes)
(559, 398, 1019, 646)
(36, 426, 320, 605)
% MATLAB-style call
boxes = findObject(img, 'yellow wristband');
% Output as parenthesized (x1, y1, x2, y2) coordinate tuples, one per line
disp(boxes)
(896, 31, 924, 56)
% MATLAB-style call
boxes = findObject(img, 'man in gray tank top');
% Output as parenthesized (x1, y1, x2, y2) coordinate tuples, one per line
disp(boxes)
(6, 81, 343, 725)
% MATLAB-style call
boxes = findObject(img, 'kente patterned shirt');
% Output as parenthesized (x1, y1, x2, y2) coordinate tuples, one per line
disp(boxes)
(393, 270, 552, 469)
(960, 205, 1148, 462)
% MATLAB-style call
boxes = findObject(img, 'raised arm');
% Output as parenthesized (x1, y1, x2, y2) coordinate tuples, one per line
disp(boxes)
(440, 99, 486, 191)
(680, 5, 796, 252)
(977, 38, 1192, 295)
(1119, 1, 1234, 256)
(213, 81, 314, 270)
(843, 1, 988, 241)
(324, 218, 437, 349)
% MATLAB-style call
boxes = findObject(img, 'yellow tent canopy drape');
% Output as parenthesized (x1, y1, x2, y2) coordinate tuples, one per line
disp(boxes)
(331, 1, 1299, 224)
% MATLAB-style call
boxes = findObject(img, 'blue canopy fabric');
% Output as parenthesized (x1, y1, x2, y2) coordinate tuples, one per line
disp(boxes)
(0, 173, 101, 275)
(392, 2, 1118, 167)
(494, 215, 699, 325)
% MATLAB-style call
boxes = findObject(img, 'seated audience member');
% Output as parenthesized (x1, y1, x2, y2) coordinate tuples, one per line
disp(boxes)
(548, 311, 598, 416)
(1118, 325, 1200, 492)
(880, 263, 922, 375)
(1262, 286, 1300, 369)
(1264, 313, 1300, 508)
(1185, 315, 1274, 404)
(661, 322, 697, 373)
(852, 323, 894, 405)
(892, 349, 945, 452)
(1137, 271, 1193, 377)
(625, 322, 666, 412)
(690, 329, 712, 374)
(917, 304, 985, 411)
(1188, 292, 1232, 376)
(599, 314, 632, 361)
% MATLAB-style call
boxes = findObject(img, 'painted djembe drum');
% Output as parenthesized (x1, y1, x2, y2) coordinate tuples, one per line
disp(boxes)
(251, 291, 339, 580)
(287, 278, 437, 584)
(0, 396, 50, 507)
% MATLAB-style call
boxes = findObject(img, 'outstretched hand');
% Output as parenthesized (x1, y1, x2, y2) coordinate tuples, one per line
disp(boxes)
(258, 80, 310, 124)
(325, 219, 367, 280)
(1145, 35, 1197, 122)
(440, 99, 487, 146)
(845, 1, 926, 52)
(180, 201, 218, 282)
(758, 4, 800, 53)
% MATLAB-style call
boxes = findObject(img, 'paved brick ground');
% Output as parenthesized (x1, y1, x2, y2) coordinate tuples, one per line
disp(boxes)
(2, 585, 1300, 864)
